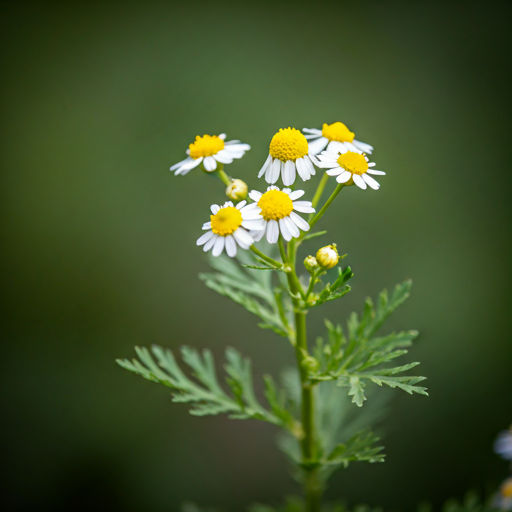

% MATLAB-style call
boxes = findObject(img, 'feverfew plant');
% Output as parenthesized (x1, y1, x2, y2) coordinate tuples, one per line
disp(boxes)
(117, 123, 428, 511)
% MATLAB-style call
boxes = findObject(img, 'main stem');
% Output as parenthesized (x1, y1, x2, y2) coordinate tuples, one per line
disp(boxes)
(286, 238, 322, 511)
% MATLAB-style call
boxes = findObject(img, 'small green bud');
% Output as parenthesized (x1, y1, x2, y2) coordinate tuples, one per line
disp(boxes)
(225, 179, 248, 201)
(316, 244, 339, 270)
(304, 255, 319, 273)
(301, 354, 320, 373)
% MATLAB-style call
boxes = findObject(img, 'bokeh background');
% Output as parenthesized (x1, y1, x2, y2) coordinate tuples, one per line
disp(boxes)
(2, 1, 512, 511)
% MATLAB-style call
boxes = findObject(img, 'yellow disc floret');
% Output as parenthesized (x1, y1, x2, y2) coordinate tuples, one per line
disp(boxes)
(337, 152, 368, 175)
(269, 128, 308, 162)
(258, 190, 293, 221)
(189, 135, 225, 159)
(210, 207, 242, 236)
(502, 478, 512, 498)
(322, 122, 355, 143)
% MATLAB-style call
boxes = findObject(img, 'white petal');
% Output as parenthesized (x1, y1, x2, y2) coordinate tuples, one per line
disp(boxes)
(214, 150, 234, 164)
(224, 201, 234, 207)
(225, 235, 237, 257)
(203, 234, 217, 252)
(308, 153, 321, 167)
(304, 134, 322, 140)
(279, 218, 292, 241)
(224, 143, 250, 152)
(362, 173, 380, 190)
(267, 185, 279, 191)
(289, 190, 305, 200)
(241, 204, 262, 218)
(233, 229, 254, 249)
(267, 158, 281, 184)
(180, 156, 203, 171)
(283, 215, 300, 238)
(242, 219, 265, 230)
(307, 137, 329, 155)
(266, 220, 279, 244)
(225, 139, 241, 145)
(210, 204, 220, 214)
(367, 169, 386, 175)
(282, 187, 292, 194)
(343, 142, 360, 153)
(336, 171, 352, 183)
(170, 156, 192, 171)
(258, 154, 272, 178)
(295, 158, 308, 181)
(282, 160, 296, 186)
(353, 174, 367, 189)
(219, 133, 226, 140)
(236, 200, 247, 209)
(202, 222, 212, 230)
(293, 201, 315, 214)
(203, 156, 217, 171)
(368, 162, 376, 167)
(304, 156, 316, 176)
(326, 167, 342, 176)
(352, 139, 374, 154)
(302, 128, 322, 134)
(197, 231, 214, 246)
(212, 236, 225, 257)
(327, 141, 347, 153)
(248, 190, 263, 201)
(289, 211, 310, 232)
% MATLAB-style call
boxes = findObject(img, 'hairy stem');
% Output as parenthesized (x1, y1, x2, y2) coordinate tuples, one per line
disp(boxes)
(287, 238, 322, 511)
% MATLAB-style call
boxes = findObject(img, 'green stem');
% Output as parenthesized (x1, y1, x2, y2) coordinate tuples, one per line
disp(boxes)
(250, 245, 282, 268)
(215, 166, 231, 186)
(310, 173, 330, 213)
(280, 237, 306, 300)
(305, 269, 319, 299)
(304, 184, 344, 236)
(285, 239, 322, 511)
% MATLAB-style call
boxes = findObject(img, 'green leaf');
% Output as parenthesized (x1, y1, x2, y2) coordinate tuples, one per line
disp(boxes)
(117, 345, 297, 433)
(199, 253, 289, 337)
(326, 429, 385, 467)
(307, 281, 427, 403)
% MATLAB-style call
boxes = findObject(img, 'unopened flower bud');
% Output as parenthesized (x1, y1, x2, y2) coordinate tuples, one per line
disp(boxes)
(304, 255, 318, 273)
(316, 244, 339, 269)
(225, 179, 248, 201)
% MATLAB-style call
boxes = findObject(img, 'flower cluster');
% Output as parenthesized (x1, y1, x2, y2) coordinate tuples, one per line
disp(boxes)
(169, 122, 385, 257)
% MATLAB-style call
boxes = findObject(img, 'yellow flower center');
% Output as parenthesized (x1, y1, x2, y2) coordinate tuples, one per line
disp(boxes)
(269, 128, 308, 162)
(210, 207, 242, 236)
(189, 135, 225, 159)
(337, 152, 368, 175)
(322, 122, 355, 143)
(502, 479, 512, 498)
(258, 190, 293, 221)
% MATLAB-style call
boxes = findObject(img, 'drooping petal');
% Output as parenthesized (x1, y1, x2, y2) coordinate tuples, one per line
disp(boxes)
(197, 231, 214, 246)
(353, 174, 367, 190)
(352, 139, 374, 154)
(242, 218, 266, 230)
(202, 222, 212, 230)
(362, 173, 380, 190)
(303, 156, 316, 176)
(282, 160, 296, 186)
(225, 235, 237, 257)
(279, 218, 292, 241)
(203, 156, 217, 171)
(266, 220, 279, 244)
(289, 211, 310, 232)
(203, 234, 217, 252)
(295, 158, 308, 181)
(171, 157, 192, 171)
(367, 169, 386, 175)
(267, 158, 281, 184)
(302, 128, 322, 134)
(336, 171, 352, 183)
(233, 229, 254, 249)
(212, 236, 225, 257)
(283, 216, 300, 238)
(258, 154, 272, 178)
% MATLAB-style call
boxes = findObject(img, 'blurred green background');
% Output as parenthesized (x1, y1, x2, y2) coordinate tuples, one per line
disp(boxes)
(2, 1, 512, 511)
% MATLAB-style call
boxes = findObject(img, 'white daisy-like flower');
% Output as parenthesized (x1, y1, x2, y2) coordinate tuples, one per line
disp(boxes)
(196, 201, 261, 257)
(242, 186, 315, 244)
(303, 122, 374, 156)
(494, 428, 512, 460)
(317, 143, 385, 191)
(258, 128, 319, 186)
(171, 133, 250, 176)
